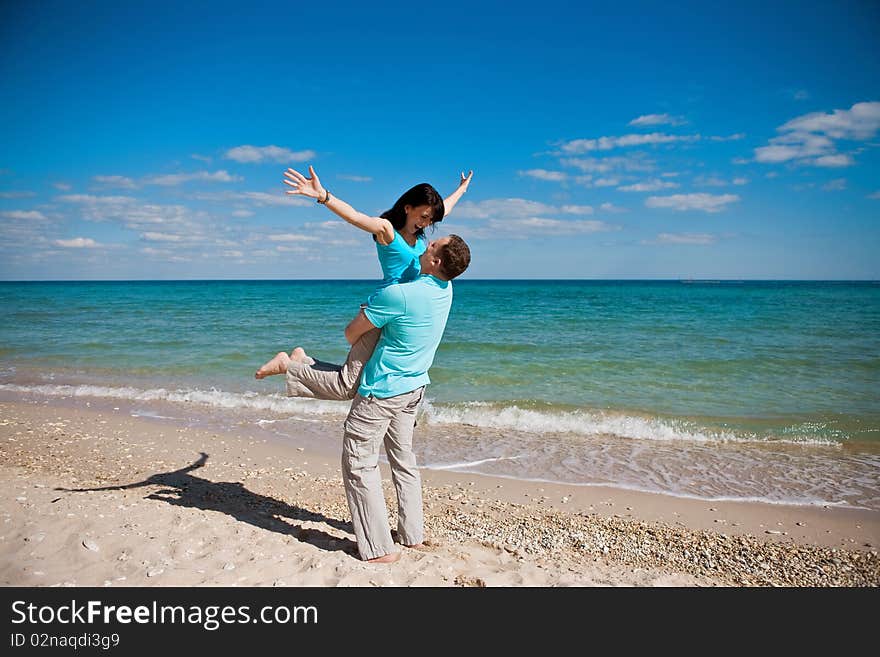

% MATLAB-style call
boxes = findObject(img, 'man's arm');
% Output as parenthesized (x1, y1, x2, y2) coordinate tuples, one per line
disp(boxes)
(344, 310, 378, 345)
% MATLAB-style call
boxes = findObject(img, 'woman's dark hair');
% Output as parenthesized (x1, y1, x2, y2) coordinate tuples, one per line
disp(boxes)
(379, 183, 445, 239)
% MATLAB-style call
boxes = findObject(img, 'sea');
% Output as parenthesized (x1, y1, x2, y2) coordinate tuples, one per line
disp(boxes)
(1, 280, 878, 510)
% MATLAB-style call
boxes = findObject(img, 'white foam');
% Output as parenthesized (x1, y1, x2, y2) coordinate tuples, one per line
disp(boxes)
(423, 455, 523, 470)
(0, 382, 843, 447)
(421, 399, 841, 447)
(424, 469, 868, 509)
(0, 383, 351, 417)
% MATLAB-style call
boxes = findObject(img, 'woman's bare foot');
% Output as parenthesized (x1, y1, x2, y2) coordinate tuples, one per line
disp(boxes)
(254, 351, 292, 379)
(291, 347, 308, 361)
(366, 551, 401, 564)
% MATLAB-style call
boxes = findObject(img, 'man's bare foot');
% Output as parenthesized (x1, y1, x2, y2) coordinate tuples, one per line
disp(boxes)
(366, 551, 401, 564)
(254, 351, 291, 379)
(404, 540, 437, 552)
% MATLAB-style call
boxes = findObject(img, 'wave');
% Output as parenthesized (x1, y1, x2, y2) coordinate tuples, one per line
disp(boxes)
(420, 400, 841, 447)
(422, 455, 524, 470)
(0, 383, 351, 417)
(0, 382, 843, 447)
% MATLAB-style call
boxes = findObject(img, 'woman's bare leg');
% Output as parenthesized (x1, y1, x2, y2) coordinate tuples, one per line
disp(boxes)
(254, 347, 308, 379)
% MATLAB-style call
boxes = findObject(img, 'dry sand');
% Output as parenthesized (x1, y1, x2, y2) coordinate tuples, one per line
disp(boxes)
(1, 399, 878, 587)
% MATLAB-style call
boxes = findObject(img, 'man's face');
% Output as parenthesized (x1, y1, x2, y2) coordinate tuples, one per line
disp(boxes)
(420, 236, 451, 275)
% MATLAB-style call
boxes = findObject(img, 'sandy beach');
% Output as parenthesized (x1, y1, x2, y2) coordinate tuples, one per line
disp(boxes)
(1, 397, 878, 587)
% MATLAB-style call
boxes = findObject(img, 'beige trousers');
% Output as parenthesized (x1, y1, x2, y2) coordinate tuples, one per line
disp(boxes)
(341, 387, 426, 560)
(285, 327, 380, 401)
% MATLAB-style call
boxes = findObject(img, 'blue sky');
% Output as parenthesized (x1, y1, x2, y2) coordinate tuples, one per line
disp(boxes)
(1, 0, 878, 280)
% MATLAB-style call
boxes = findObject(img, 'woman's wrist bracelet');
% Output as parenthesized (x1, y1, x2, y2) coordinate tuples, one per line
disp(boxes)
(317, 189, 331, 205)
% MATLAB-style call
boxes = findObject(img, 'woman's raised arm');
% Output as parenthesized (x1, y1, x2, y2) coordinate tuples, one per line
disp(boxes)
(442, 170, 473, 217)
(284, 166, 395, 244)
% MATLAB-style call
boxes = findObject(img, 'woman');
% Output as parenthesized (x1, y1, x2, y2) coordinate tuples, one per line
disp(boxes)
(254, 165, 472, 399)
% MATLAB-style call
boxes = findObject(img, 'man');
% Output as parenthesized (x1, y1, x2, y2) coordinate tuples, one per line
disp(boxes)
(295, 234, 470, 563)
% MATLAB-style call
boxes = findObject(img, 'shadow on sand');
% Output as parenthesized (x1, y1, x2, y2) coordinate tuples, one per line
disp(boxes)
(58, 452, 358, 556)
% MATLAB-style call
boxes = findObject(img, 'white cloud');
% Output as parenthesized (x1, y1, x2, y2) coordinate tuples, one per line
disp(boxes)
(191, 154, 212, 163)
(275, 244, 309, 253)
(220, 250, 244, 258)
(561, 156, 655, 173)
(519, 169, 568, 181)
(629, 114, 686, 127)
(709, 133, 746, 142)
(224, 145, 315, 164)
(141, 232, 184, 242)
(822, 178, 847, 191)
(559, 204, 594, 215)
(868, 191, 880, 199)
(0, 209, 57, 249)
(645, 193, 740, 213)
(599, 202, 627, 213)
(780, 101, 880, 139)
(454, 198, 557, 220)
(618, 179, 680, 192)
(192, 191, 311, 207)
(303, 220, 340, 230)
(58, 194, 138, 205)
(765, 172, 779, 179)
(57, 194, 208, 239)
(813, 154, 854, 167)
(53, 182, 72, 191)
(143, 170, 241, 186)
(694, 175, 749, 187)
(448, 198, 618, 239)
(54, 237, 101, 248)
(139, 246, 189, 262)
(559, 133, 699, 153)
(267, 233, 319, 242)
(338, 174, 373, 182)
(695, 177, 728, 187)
(231, 209, 254, 217)
(754, 101, 880, 167)
(645, 232, 717, 245)
(0, 191, 36, 198)
(486, 217, 617, 237)
(93, 175, 137, 189)
(242, 191, 312, 207)
(1, 210, 47, 221)
(593, 177, 621, 187)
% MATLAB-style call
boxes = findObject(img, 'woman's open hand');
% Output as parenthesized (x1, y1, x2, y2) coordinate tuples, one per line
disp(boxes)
(459, 170, 474, 191)
(283, 165, 324, 199)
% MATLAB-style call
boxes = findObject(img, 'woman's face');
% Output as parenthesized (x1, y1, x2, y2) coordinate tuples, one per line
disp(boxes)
(403, 204, 434, 235)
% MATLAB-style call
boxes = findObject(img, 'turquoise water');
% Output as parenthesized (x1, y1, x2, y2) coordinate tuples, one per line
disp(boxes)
(2, 280, 879, 508)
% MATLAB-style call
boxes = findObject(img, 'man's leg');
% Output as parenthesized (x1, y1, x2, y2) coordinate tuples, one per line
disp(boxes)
(286, 328, 380, 400)
(341, 393, 399, 561)
(383, 387, 425, 548)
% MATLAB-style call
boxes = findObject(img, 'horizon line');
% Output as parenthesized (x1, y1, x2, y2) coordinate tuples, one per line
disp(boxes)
(1, 278, 879, 284)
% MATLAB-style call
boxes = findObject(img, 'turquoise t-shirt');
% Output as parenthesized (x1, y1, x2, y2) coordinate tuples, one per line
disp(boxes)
(367, 232, 427, 304)
(359, 275, 453, 399)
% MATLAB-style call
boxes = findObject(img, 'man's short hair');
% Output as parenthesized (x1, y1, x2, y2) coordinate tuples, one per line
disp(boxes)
(439, 234, 471, 280)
